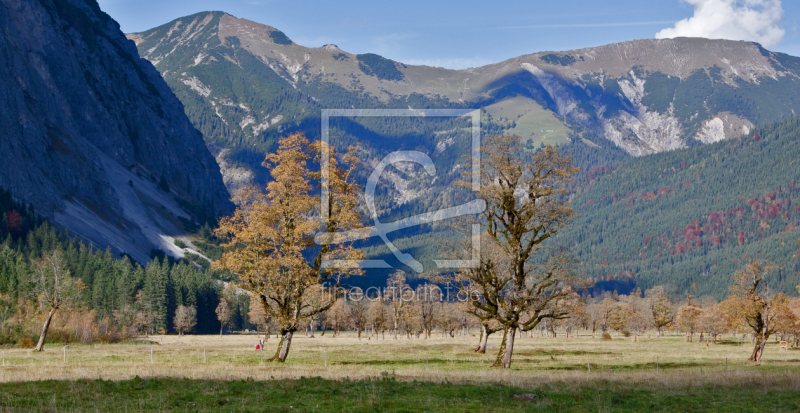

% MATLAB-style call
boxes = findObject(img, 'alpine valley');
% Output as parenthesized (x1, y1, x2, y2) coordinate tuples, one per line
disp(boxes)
(125, 11, 800, 296)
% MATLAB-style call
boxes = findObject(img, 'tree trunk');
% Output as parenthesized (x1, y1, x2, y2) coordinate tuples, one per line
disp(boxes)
(492, 326, 516, 369)
(220, 325, 224, 336)
(35, 307, 56, 352)
(750, 329, 769, 362)
(475, 324, 490, 354)
(310, 320, 316, 338)
(269, 330, 294, 363)
(357, 328, 362, 340)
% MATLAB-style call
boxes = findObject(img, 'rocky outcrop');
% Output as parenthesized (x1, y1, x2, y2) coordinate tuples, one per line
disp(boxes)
(0, 0, 232, 262)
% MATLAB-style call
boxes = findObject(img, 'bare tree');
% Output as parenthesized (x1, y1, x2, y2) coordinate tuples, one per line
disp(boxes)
(416, 284, 441, 339)
(772, 299, 799, 343)
(440, 302, 472, 339)
(367, 299, 388, 339)
(133, 311, 152, 336)
(131, 290, 155, 336)
(174, 305, 197, 336)
(216, 298, 231, 336)
(592, 297, 619, 334)
(385, 271, 413, 340)
(474, 313, 503, 352)
(31, 250, 84, 351)
(453, 136, 584, 368)
(327, 299, 352, 337)
(349, 299, 369, 339)
(561, 296, 590, 338)
(621, 291, 649, 335)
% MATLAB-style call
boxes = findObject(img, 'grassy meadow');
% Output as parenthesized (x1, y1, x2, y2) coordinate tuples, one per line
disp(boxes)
(1, 332, 799, 411)
(484, 96, 573, 148)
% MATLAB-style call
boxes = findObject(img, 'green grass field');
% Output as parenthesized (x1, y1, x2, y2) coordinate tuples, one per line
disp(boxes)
(3, 375, 800, 412)
(1, 332, 799, 411)
(484, 96, 573, 147)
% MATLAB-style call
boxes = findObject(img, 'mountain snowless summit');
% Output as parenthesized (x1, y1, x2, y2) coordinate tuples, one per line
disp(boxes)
(0, 0, 232, 262)
(131, 11, 800, 163)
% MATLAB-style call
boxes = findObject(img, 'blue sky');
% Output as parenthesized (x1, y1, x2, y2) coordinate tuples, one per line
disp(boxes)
(100, 0, 800, 69)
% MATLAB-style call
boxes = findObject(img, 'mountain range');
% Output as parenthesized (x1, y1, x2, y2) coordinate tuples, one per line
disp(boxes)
(130, 11, 800, 168)
(122, 11, 800, 295)
(3, 2, 797, 296)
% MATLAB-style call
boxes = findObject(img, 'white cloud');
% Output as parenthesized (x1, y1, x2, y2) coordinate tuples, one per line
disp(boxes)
(371, 33, 417, 56)
(403, 57, 493, 70)
(655, 0, 784, 47)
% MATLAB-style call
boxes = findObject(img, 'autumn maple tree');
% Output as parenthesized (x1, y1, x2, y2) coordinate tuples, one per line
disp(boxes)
(646, 286, 674, 336)
(724, 259, 786, 362)
(214, 133, 363, 362)
(31, 250, 85, 351)
(675, 299, 703, 341)
(453, 135, 583, 369)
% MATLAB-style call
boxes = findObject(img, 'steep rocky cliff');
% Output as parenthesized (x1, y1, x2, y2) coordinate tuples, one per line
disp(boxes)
(0, 0, 232, 262)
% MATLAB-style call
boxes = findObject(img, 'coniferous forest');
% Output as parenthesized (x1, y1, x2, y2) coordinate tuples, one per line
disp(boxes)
(0, 191, 254, 345)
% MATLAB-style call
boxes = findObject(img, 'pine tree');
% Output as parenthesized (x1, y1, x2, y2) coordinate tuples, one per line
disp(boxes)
(143, 259, 170, 334)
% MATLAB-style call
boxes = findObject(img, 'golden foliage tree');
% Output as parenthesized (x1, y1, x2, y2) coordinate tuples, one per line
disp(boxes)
(697, 303, 732, 343)
(724, 260, 788, 362)
(675, 302, 703, 339)
(592, 297, 621, 334)
(215, 298, 231, 336)
(214, 133, 363, 362)
(247, 297, 272, 338)
(646, 286, 674, 336)
(31, 250, 85, 351)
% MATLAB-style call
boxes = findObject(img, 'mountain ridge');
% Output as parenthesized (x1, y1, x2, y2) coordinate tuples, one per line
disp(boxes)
(129, 11, 800, 171)
(127, 11, 800, 284)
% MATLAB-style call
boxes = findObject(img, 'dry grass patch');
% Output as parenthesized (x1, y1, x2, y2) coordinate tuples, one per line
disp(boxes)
(0, 332, 797, 392)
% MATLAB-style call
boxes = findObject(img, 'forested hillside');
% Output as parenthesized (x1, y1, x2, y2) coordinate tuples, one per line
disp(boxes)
(0, 189, 251, 345)
(559, 116, 800, 298)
